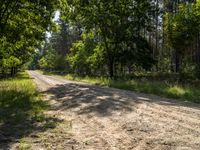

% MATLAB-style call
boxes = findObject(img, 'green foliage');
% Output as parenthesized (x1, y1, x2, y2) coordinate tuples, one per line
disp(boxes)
(0, 72, 60, 146)
(0, 0, 59, 76)
(39, 48, 56, 70)
(62, 73, 200, 103)
(27, 51, 41, 70)
(36, 18, 80, 72)
(0, 72, 49, 123)
(2, 56, 21, 68)
(164, 1, 200, 73)
(39, 47, 66, 71)
(170, 4, 198, 54)
(64, 0, 156, 77)
(67, 31, 105, 75)
(195, 64, 200, 79)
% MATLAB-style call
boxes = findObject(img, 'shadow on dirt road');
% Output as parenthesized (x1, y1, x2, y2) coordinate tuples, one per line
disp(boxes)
(46, 82, 200, 117)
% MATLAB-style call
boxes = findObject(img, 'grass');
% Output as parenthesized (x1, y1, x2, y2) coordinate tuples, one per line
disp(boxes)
(46, 72, 200, 103)
(18, 139, 31, 150)
(0, 72, 60, 148)
(109, 80, 200, 103)
(0, 72, 49, 124)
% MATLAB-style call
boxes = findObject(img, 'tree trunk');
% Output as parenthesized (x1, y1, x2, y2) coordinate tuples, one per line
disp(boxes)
(108, 60, 114, 78)
(196, 32, 200, 64)
(175, 50, 180, 73)
(14, 67, 17, 75)
(155, 0, 159, 59)
(10, 67, 14, 77)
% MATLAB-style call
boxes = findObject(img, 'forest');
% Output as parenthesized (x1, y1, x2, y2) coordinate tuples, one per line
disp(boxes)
(0, 0, 200, 100)
(30, 0, 200, 80)
(1, 1, 200, 149)
(0, 0, 200, 79)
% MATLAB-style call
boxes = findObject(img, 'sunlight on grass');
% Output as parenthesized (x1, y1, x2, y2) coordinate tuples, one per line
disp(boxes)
(61, 73, 200, 103)
(64, 74, 111, 86)
(167, 86, 187, 97)
(18, 139, 31, 150)
(39, 70, 200, 103)
(0, 71, 61, 147)
(0, 72, 49, 123)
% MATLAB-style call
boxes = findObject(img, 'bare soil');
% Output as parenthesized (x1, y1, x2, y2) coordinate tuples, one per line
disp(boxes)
(4, 71, 200, 150)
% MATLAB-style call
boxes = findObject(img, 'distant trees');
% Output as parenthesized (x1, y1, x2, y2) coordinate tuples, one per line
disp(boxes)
(67, 31, 105, 76)
(39, 0, 199, 79)
(65, 0, 200, 78)
(62, 0, 156, 77)
(37, 18, 81, 72)
(163, 0, 200, 78)
(2, 0, 200, 79)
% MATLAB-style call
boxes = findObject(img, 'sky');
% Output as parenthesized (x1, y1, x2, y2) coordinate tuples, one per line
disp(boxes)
(46, 11, 60, 38)
(53, 11, 60, 22)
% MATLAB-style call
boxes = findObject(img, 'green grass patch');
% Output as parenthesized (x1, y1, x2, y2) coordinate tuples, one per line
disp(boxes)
(0, 72, 49, 124)
(61, 74, 200, 103)
(0, 71, 61, 147)
(39, 70, 200, 103)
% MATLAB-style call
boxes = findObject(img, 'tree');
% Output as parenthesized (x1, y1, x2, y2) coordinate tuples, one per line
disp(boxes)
(164, 1, 200, 73)
(64, 0, 156, 78)
(67, 31, 105, 75)
(0, 0, 59, 77)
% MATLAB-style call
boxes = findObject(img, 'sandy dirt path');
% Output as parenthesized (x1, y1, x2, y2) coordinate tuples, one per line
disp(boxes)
(20, 71, 200, 149)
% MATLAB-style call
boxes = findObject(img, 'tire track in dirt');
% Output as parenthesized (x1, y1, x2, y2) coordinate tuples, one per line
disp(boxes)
(141, 102, 200, 120)
(63, 111, 137, 150)
(133, 103, 200, 129)
(119, 103, 200, 149)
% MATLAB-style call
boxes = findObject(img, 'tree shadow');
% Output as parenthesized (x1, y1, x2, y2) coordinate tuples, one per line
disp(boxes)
(0, 90, 62, 149)
(45, 83, 200, 117)
(46, 83, 138, 117)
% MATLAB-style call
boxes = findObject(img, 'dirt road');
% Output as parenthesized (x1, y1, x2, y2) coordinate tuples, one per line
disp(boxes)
(25, 71, 200, 149)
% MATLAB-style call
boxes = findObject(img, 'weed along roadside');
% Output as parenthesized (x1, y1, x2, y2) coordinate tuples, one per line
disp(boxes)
(0, 72, 62, 149)
(41, 70, 200, 103)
